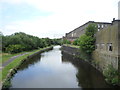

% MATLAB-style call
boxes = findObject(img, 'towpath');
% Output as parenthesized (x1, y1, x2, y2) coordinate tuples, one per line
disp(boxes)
(0, 53, 28, 71)
(0, 53, 28, 89)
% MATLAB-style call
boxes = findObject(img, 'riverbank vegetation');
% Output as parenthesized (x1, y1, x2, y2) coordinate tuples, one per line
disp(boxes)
(63, 24, 97, 61)
(63, 44, 79, 48)
(63, 24, 97, 55)
(2, 46, 52, 80)
(2, 46, 53, 88)
(1, 32, 61, 87)
(1, 32, 61, 54)
(103, 64, 119, 85)
(62, 24, 119, 86)
(1, 32, 61, 78)
(74, 24, 97, 55)
(62, 39, 71, 44)
(2, 52, 28, 64)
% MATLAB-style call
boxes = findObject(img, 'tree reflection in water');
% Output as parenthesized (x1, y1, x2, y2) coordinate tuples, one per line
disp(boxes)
(61, 51, 115, 88)
(18, 54, 41, 71)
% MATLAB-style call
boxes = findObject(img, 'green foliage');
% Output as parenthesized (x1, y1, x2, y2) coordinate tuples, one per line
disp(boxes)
(103, 64, 119, 85)
(2, 46, 52, 83)
(85, 24, 97, 37)
(6, 44, 25, 53)
(79, 34, 95, 54)
(92, 60, 99, 67)
(72, 23, 97, 60)
(2, 32, 55, 53)
(73, 38, 80, 45)
(2, 78, 11, 88)
(62, 39, 71, 44)
(52, 39, 62, 45)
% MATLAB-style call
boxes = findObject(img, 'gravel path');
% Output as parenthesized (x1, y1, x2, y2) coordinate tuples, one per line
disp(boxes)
(0, 53, 28, 89)
(0, 53, 28, 71)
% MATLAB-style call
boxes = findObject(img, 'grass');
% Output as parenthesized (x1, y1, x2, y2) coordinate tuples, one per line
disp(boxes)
(0, 71, 1, 83)
(0, 52, 2, 65)
(64, 44, 79, 48)
(2, 54, 28, 81)
(1, 46, 52, 64)
(2, 52, 25, 64)
(1, 46, 52, 82)
(0, 51, 33, 82)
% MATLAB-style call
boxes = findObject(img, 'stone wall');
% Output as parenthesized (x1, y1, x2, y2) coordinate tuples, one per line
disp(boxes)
(118, 20, 120, 74)
(118, 1, 120, 20)
(61, 45, 80, 56)
(61, 45, 102, 72)
(92, 20, 119, 71)
(64, 20, 119, 71)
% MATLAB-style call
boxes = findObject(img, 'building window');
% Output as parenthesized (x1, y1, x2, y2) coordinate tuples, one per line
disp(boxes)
(101, 24, 104, 29)
(72, 32, 74, 37)
(101, 43, 105, 49)
(98, 24, 100, 28)
(107, 43, 113, 51)
(105, 24, 107, 27)
(74, 33, 76, 36)
(96, 44, 99, 49)
(95, 44, 97, 49)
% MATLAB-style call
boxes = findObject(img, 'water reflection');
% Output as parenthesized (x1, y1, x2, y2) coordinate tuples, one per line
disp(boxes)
(62, 51, 115, 88)
(18, 54, 41, 71)
(62, 52, 117, 88)
(10, 46, 79, 88)
(8, 46, 117, 88)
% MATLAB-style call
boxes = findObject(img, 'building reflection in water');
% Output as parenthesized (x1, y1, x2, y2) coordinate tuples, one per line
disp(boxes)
(61, 51, 114, 88)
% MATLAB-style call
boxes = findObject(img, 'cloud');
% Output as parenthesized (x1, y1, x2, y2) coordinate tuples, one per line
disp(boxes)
(0, 0, 24, 4)
(1, 0, 119, 38)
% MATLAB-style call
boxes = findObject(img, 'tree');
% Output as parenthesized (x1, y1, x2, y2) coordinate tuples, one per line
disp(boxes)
(79, 34, 95, 54)
(62, 39, 71, 44)
(2, 32, 55, 53)
(85, 23, 97, 37)
(79, 23, 97, 54)
(6, 44, 25, 53)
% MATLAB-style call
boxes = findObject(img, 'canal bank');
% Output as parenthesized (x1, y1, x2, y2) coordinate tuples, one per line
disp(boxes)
(2, 46, 53, 88)
(61, 45, 101, 71)
(2, 46, 118, 88)
(61, 45, 119, 86)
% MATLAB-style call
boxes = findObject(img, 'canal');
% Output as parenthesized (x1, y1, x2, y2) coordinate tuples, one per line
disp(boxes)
(9, 46, 116, 88)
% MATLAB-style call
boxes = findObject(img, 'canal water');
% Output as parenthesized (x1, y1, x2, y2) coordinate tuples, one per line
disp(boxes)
(9, 46, 116, 88)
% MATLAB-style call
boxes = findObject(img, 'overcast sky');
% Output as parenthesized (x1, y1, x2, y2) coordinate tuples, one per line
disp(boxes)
(0, 0, 119, 38)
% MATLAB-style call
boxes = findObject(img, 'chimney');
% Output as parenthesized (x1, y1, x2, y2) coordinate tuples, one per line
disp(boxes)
(113, 18, 115, 21)
(118, 1, 120, 19)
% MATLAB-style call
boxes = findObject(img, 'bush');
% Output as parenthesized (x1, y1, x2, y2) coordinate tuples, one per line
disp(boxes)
(62, 39, 71, 44)
(103, 64, 119, 85)
(73, 38, 80, 45)
(6, 44, 25, 53)
(79, 34, 95, 54)
(2, 32, 55, 53)
(85, 23, 97, 37)
(73, 23, 97, 54)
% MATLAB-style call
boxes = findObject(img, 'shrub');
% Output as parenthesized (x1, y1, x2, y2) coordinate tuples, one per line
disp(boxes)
(85, 23, 97, 37)
(73, 38, 80, 45)
(6, 44, 25, 53)
(79, 34, 95, 54)
(103, 64, 119, 85)
(2, 32, 55, 53)
(62, 39, 71, 44)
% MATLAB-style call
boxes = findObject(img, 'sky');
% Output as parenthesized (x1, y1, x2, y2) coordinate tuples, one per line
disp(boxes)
(0, 0, 119, 38)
